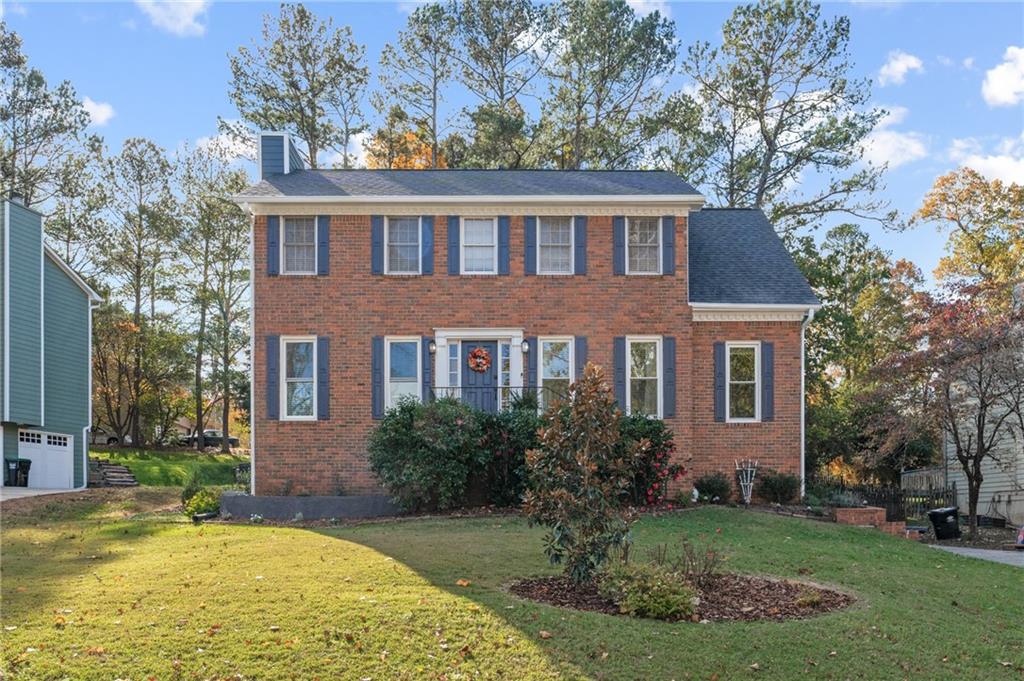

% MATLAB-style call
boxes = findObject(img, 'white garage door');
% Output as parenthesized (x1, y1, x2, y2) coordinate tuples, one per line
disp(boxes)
(17, 430, 74, 489)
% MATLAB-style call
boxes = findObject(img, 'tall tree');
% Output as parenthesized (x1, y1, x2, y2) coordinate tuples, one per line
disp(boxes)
(377, 4, 454, 168)
(92, 303, 138, 445)
(46, 149, 108, 274)
(657, 0, 893, 237)
(0, 21, 98, 207)
(364, 105, 439, 169)
(225, 3, 367, 168)
(465, 100, 538, 168)
(541, 0, 675, 169)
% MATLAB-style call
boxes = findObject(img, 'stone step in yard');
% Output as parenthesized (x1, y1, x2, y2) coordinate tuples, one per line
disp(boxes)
(88, 459, 139, 487)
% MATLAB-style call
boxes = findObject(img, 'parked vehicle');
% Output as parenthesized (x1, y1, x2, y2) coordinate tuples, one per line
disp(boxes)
(89, 427, 132, 447)
(189, 429, 240, 449)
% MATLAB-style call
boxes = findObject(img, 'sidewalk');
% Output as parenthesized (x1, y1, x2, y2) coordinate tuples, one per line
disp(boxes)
(930, 544, 1024, 568)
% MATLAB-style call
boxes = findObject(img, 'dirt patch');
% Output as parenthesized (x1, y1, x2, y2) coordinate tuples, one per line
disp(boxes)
(509, 573, 854, 622)
(0, 487, 181, 523)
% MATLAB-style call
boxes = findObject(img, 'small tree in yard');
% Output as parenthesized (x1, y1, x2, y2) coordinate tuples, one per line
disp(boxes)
(524, 363, 647, 583)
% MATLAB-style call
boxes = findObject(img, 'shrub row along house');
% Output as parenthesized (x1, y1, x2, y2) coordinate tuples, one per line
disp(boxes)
(233, 133, 820, 498)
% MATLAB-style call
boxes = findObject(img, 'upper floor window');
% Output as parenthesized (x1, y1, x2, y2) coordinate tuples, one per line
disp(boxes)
(538, 217, 572, 275)
(386, 337, 421, 408)
(282, 337, 316, 420)
(727, 342, 760, 422)
(626, 217, 660, 275)
(386, 216, 421, 274)
(283, 217, 316, 274)
(539, 337, 573, 410)
(462, 217, 497, 274)
(627, 337, 661, 417)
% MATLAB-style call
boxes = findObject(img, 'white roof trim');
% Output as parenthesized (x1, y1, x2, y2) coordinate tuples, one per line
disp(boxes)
(232, 193, 707, 206)
(43, 245, 103, 303)
(689, 302, 821, 311)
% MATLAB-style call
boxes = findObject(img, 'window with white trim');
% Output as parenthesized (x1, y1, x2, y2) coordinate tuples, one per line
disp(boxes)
(282, 338, 316, 419)
(627, 337, 661, 417)
(282, 217, 316, 274)
(626, 217, 660, 274)
(447, 342, 460, 392)
(727, 342, 760, 422)
(47, 434, 69, 447)
(385, 216, 420, 274)
(538, 217, 572, 274)
(18, 431, 41, 444)
(386, 338, 421, 408)
(462, 218, 497, 274)
(539, 338, 573, 411)
(499, 341, 513, 409)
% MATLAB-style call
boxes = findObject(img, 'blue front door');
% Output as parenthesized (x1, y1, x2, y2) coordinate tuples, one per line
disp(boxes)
(461, 341, 498, 413)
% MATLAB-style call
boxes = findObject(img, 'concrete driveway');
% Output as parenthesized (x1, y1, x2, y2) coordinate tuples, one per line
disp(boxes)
(0, 487, 77, 503)
(931, 544, 1024, 568)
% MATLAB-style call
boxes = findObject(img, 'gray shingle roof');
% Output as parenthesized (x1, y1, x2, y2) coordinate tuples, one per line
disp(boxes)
(238, 169, 700, 198)
(688, 208, 819, 306)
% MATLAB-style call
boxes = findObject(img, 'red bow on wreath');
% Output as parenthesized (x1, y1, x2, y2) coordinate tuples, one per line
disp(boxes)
(467, 347, 491, 373)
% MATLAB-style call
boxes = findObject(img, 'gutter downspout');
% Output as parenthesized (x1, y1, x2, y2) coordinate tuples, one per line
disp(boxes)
(80, 300, 100, 490)
(800, 306, 816, 499)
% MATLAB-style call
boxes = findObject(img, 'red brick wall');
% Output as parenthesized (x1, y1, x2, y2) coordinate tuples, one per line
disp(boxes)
(251, 213, 803, 496)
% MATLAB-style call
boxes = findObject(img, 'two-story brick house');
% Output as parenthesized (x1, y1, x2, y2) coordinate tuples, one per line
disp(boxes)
(235, 133, 819, 498)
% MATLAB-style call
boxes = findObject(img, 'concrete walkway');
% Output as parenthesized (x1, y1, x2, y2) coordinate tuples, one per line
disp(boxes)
(931, 544, 1024, 568)
(0, 487, 78, 503)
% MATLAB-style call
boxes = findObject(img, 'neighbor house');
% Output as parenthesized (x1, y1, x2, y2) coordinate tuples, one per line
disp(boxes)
(1, 195, 101, 490)
(234, 132, 819, 497)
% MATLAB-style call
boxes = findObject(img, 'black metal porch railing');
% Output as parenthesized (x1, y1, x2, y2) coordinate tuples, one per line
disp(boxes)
(428, 385, 568, 412)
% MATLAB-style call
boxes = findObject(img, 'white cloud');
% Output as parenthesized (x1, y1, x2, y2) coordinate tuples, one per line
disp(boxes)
(860, 105, 928, 168)
(627, 0, 671, 18)
(135, 0, 210, 37)
(937, 55, 953, 67)
(878, 50, 924, 86)
(981, 46, 1024, 107)
(321, 131, 370, 169)
(962, 57, 975, 70)
(949, 133, 1024, 184)
(196, 126, 255, 163)
(82, 97, 115, 126)
(0, 1, 28, 19)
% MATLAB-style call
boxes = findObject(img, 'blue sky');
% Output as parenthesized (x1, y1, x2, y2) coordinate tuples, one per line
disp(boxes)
(3, 0, 1022, 283)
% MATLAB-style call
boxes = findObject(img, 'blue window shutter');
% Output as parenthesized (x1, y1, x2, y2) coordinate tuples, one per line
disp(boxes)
(447, 216, 460, 274)
(524, 216, 537, 275)
(372, 337, 384, 419)
(574, 216, 587, 275)
(714, 342, 726, 422)
(761, 341, 775, 421)
(613, 216, 626, 275)
(662, 215, 676, 275)
(421, 216, 434, 274)
(266, 335, 280, 420)
(317, 336, 330, 420)
(371, 215, 384, 274)
(575, 336, 588, 380)
(525, 337, 538, 390)
(498, 216, 510, 275)
(663, 336, 676, 417)
(422, 336, 434, 402)
(613, 337, 626, 409)
(267, 216, 280, 276)
(317, 216, 330, 276)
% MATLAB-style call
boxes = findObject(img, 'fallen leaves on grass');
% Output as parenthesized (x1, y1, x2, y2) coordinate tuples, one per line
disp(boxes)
(455, 579, 472, 587)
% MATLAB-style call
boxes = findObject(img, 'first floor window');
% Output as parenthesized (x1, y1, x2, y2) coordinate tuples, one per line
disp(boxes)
(462, 218, 497, 274)
(447, 342, 460, 397)
(538, 216, 572, 274)
(627, 338, 660, 416)
(283, 217, 316, 274)
(387, 338, 421, 407)
(283, 338, 315, 418)
(499, 341, 512, 409)
(386, 216, 420, 274)
(627, 217, 660, 274)
(540, 338, 572, 410)
(727, 343, 759, 421)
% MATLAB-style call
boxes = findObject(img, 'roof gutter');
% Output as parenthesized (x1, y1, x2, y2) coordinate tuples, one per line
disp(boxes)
(800, 305, 817, 498)
(689, 302, 822, 311)
(231, 193, 707, 206)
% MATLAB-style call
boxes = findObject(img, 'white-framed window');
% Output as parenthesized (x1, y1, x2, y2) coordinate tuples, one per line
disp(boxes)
(626, 336, 662, 417)
(461, 217, 498, 274)
(447, 342, 460, 391)
(626, 217, 661, 275)
(46, 434, 69, 448)
(282, 216, 317, 275)
(538, 216, 573, 275)
(498, 341, 513, 409)
(18, 431, 41, 444)
(385, 216, 421, 274)
(281, 337, 316, 420)
(385, 337, 421, 408)
(539, 337, 573, 411)
(726, 342, 760, 422)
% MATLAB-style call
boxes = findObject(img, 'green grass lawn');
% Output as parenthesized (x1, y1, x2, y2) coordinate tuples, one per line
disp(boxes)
(91, 448, 247, 486)
(1, 495, 1021, 680)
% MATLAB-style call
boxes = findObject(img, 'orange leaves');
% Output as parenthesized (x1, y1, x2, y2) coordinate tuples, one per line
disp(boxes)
(454, 579, 472, 587)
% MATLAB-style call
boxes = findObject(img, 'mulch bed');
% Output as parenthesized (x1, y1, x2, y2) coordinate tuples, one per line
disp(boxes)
(508, 573, 854, 623)
(921, 524, 1020, 550)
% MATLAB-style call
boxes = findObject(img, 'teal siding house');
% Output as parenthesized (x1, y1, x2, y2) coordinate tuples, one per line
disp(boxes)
(1, 196, 101, 489)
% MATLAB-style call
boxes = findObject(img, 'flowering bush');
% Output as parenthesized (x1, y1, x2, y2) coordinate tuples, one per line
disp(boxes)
(619, 414, 684, 506)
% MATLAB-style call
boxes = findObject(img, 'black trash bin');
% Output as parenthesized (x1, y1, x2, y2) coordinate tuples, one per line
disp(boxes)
(928, 506, 961, 540)
(4, 459, 18, 486)
(14, 459, 31, 487)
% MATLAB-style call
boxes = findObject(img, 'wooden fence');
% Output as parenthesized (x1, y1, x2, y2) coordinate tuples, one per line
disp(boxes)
(809, 476, 957, 521)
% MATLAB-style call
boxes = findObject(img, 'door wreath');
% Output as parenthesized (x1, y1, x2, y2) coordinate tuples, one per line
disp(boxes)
(467, 347, 492, 373)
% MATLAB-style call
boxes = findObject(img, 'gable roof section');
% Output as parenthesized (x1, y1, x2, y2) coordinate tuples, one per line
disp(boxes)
(44, 245, 102, 303)
(237, 169, 701, 201)
(688, 208, 819, 307)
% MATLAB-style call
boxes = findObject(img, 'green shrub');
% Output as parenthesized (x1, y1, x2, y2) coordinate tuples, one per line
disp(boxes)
(368, 397, 484, 512)
(478, 392, 542, 506)
(758, 469, 801, 504)
(181, 469, 203, 504)
(618, 414, 683, 506)
(693, 472, 732, 503)
(599, 561, 696, 620)
(524, 364, 643, 584)
(183, 488, 220, 516)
